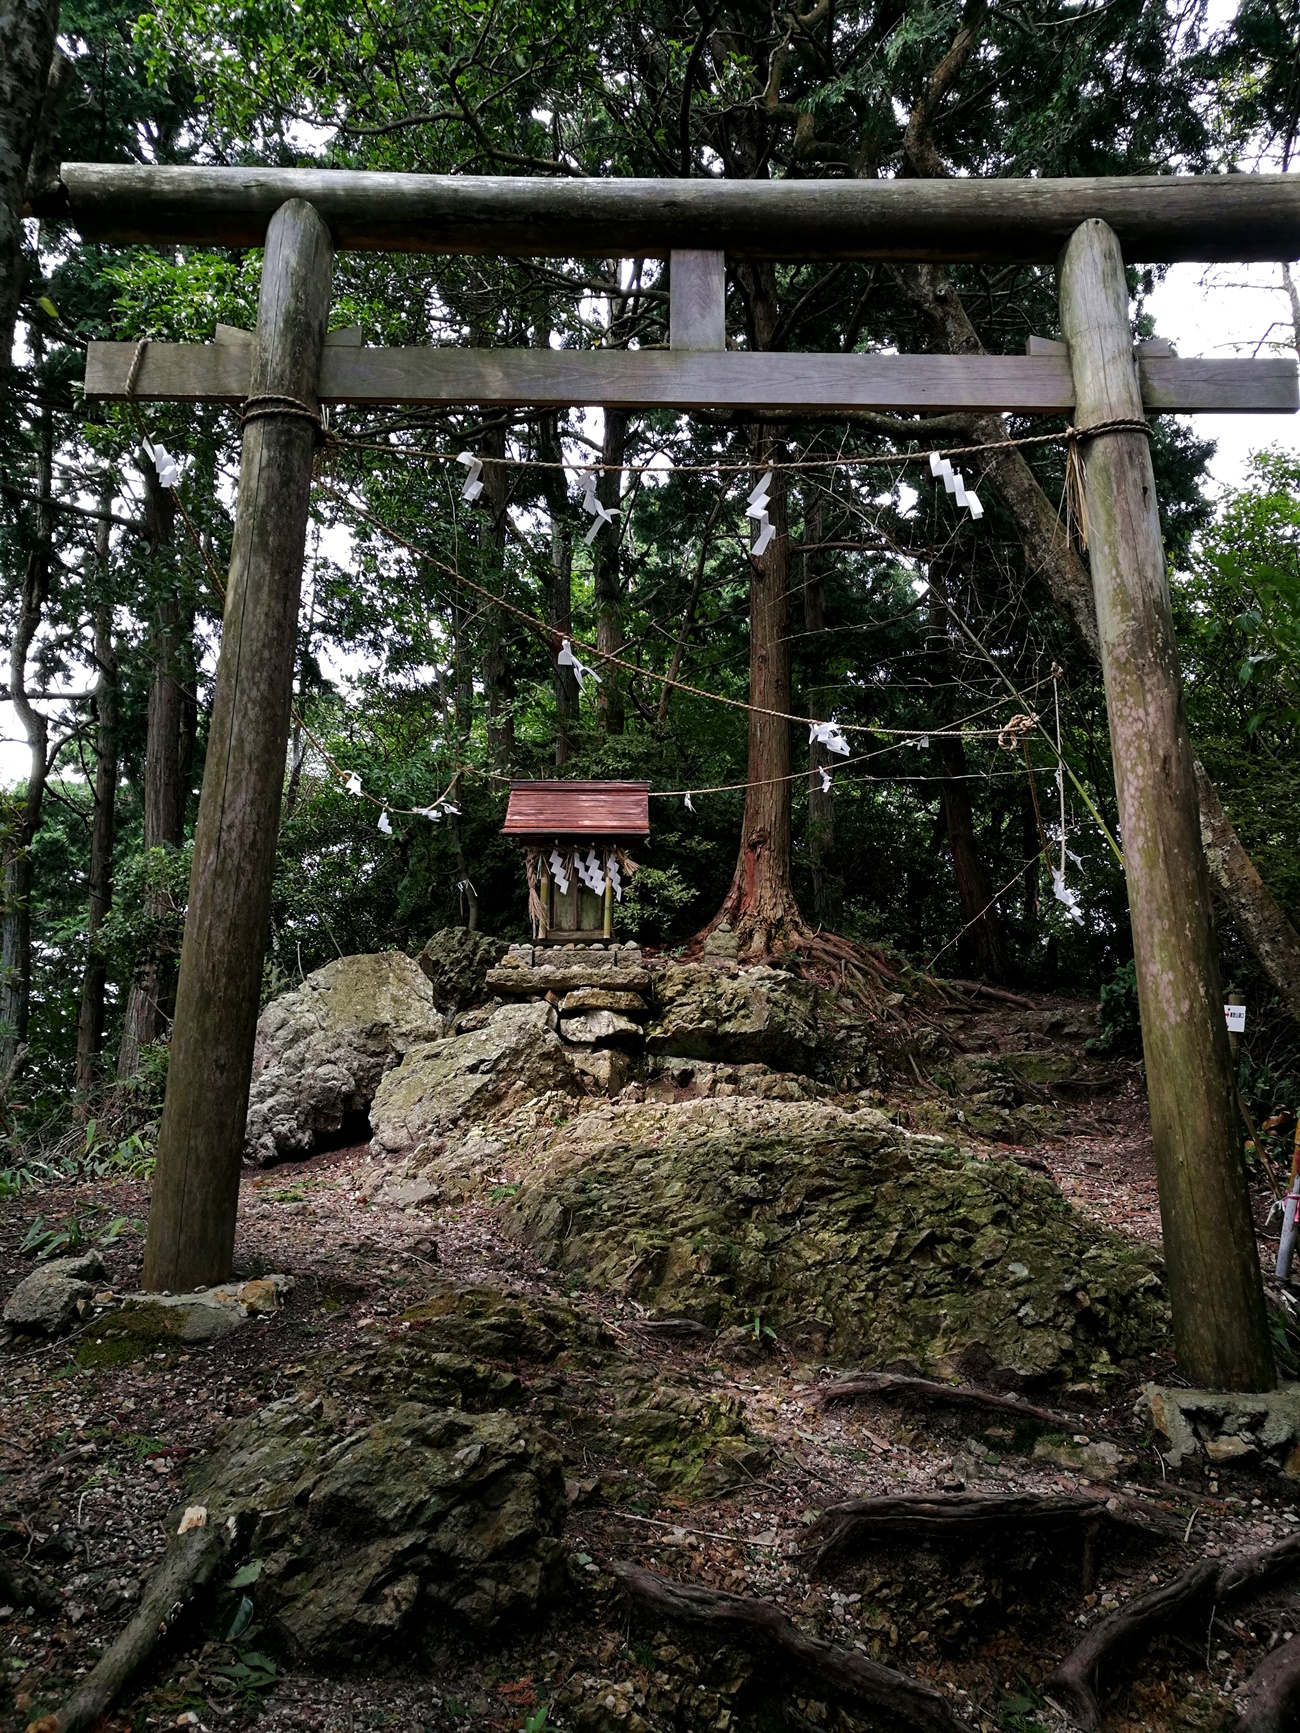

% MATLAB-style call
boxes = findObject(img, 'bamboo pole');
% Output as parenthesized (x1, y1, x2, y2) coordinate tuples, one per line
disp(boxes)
(142, 199, 332, 1292)
(1058, 218, 1274, 1392)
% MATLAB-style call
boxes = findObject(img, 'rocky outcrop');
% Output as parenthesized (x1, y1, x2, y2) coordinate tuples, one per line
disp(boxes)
(645, 965, 821, 1072)
(3, 1250, 105, 1335)
(1142, 1383, 1300, 1474)
(369, 1000, 582, 1157)
(188, 1388, 567, 1663)
(245, 953, 444, 1166)
(418, 927, 508, 1011)
(503, 1097, 1168, 1385)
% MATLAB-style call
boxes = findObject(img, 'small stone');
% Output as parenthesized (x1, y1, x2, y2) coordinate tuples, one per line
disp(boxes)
(561, 988, 647, 1014)
(3, 1251, 106, 1336)
(177, 1505, 207, 1533)
(1032, 1437, 1133, 1481)
(238, 1278, 285, 1315)
(378, 1178, 440, 1209)
(560, 1010, 643, 1045)
(567, 1047, 634, 1096)
(1206, 1435, 1255, 1464)
(702, 923, 740, 961)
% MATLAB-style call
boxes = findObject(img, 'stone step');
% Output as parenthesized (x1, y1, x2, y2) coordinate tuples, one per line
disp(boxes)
(486, 964, 652, 994)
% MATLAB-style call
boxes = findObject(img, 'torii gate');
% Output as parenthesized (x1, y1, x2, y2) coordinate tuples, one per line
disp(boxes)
(57, 164, 1300, 1391)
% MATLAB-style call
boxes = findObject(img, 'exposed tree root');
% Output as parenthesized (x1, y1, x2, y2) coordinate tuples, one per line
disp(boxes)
(1044, 1532, 1300, 1731)
(817, 1370, 1084, 1430)
(802, 1492, 1172, 1576)
(1234, 1633, 1300, 1733)
(611, 1560, 967, 1733)
(49, 1512, 238, 1733)
(944, 979, 1038, 1012)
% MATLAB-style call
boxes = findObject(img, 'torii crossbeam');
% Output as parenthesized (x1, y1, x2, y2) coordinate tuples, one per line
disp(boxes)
(57, 163, 1298, 1393)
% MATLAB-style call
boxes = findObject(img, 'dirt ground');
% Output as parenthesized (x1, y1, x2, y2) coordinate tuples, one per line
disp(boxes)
(3, 991, 1299, 1733)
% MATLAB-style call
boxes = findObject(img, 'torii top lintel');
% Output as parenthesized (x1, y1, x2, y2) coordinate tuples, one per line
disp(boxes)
(41, 164, 1300, 265)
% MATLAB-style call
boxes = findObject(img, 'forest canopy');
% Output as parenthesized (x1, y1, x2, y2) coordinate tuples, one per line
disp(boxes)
(2, 0, 1298, 1150)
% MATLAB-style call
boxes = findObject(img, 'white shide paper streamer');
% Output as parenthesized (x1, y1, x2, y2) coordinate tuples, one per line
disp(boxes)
(929, 451, 984, 520)
(809, 720, 850, 757)
(580, 471, 619, 545)
(145, 441, 181, 489)
(746, 471, 776, 556)
(457, 451, 485, 501)
(557, 637, 601, 692)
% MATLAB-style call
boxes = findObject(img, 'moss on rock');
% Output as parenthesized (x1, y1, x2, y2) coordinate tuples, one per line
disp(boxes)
(503, 1098, 1168, 1385)
(188, 1389, 567, 1664)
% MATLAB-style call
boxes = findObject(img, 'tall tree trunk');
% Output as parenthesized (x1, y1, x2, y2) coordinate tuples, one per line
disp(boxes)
(928, 574, 1010, 979)
(117, 465, 185, 1079)
(707, 433, 802, 956)
(894, 257, 1300, 1025)
(74, 492, 118, 1101)
(0, 0, 59, 369)
(802, 494, 842, 927)
(479, 420, 515, 770)
(593, 409, 627, 736)
(701, 260, 807, 957)
(537, 411, 578, 764)
(0, 361, 52, 1072)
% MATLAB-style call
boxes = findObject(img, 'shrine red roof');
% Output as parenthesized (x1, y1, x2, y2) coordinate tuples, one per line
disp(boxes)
(502, 780, 651, 839)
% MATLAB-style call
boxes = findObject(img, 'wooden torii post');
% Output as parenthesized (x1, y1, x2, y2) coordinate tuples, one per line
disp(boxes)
(60, 164, 1299, 1391)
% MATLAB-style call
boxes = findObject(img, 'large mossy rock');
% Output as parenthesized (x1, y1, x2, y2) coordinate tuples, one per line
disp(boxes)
(245, 953, 444, 1166)
(369, 1000, 582, 1157)
(189, 1391, 567, 1663)
(418, 926, 509, 1011)
(645, 963, 821, 1072)
(504, 1098, 1167, 1385)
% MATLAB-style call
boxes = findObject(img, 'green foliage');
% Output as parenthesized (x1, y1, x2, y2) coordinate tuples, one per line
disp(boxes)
(1093, 959, 1141, 1056)
(5, 0, 1300, 1140)
(20, 1204, 141, 1260)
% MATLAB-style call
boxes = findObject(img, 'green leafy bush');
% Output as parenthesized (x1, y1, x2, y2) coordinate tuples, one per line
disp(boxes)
(1092, 959, 1141, 1055)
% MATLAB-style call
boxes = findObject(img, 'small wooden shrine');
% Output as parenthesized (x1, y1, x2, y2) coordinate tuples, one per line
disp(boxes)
(502, 780, 649, 943)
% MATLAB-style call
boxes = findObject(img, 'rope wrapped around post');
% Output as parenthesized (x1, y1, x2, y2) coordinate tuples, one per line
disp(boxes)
(1063, 416, 1153, 549)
